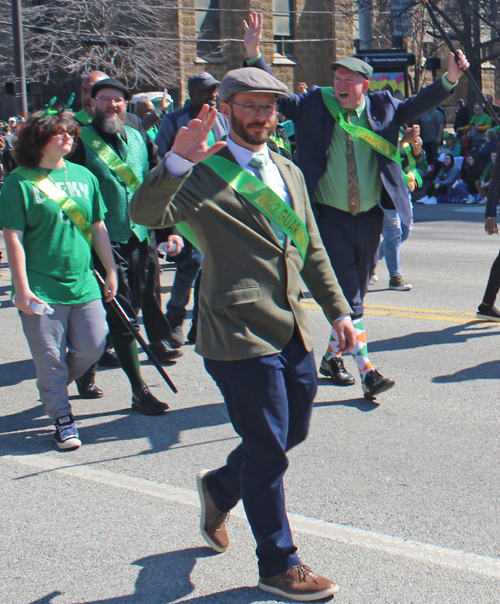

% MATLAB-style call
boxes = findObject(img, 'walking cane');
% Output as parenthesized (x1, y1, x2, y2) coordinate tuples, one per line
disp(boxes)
(422, 0, 500, 128)
(94, 270, 178, 394)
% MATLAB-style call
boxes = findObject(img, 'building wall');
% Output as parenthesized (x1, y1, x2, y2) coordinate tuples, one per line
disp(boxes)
(174, 0, 356, 104)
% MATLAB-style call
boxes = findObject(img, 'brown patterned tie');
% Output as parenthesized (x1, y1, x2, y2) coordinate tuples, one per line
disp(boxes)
(345, 111, 360, 216)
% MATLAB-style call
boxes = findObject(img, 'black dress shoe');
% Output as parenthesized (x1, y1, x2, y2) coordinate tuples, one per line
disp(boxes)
(76, 365, 104, 399)
(98, 348, 120, 368)
(362, 369, 395, 399)
(319, 357, 355, 386)
(131, 385, 169, 415)
(149, 339, 183, 363)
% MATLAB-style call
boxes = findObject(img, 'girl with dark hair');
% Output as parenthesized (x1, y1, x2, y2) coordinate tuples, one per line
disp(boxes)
(419, 153, 462, 204)
(0, 109, 117, 450)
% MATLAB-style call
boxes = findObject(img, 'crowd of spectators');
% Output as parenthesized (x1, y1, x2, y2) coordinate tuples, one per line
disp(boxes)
(416, 96, 500, 205)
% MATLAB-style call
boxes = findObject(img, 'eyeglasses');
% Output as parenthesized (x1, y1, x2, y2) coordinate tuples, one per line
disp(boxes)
(228, 101, 277, 117)
(54, 128, 77, 139)
(95, 97, 127, 106)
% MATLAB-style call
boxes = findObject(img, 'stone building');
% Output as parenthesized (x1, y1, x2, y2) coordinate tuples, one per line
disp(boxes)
(175, 0, 356, 104)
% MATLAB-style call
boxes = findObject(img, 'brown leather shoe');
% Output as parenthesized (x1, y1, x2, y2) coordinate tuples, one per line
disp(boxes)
(197, 469, 229, 553)
(258, 564, 339, 601)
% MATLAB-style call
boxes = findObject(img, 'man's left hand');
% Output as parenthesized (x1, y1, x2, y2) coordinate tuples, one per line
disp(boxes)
(446, 50, 470, 84)
(333, 317, 356, 354)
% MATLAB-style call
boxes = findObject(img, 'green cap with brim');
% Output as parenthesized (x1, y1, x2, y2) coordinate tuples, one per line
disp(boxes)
(330, 57, 373, 79)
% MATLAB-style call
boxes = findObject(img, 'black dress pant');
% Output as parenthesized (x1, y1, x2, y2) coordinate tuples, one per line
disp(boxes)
(93, 232, 172, 343)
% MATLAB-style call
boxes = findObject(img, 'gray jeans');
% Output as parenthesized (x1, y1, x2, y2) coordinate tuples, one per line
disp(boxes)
(20, 299, 108, 422)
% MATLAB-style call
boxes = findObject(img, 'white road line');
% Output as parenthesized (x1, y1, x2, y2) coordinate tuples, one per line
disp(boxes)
(6, 452, 500, 579)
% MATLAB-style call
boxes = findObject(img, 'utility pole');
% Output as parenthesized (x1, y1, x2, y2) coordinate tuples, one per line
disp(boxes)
(357, 0, 373, 50)
(11, 0, 27, 117)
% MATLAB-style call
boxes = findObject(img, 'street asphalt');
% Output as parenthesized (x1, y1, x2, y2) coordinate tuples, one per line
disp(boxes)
(1, 202, 499, 604)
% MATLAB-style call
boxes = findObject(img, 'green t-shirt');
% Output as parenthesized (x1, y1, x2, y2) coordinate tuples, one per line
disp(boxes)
(470, 113, 492, 128)
(0, 161, 105, 304)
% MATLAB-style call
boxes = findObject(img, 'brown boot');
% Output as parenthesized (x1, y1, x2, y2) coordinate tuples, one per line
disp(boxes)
(197, 469, 229, 553)
(258, 564, 339, 601)
(76, 365, 103, 399)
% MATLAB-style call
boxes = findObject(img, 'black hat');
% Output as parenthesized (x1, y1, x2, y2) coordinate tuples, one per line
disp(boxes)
(187, 72, 220, 93)
(91, 78, 131, 100)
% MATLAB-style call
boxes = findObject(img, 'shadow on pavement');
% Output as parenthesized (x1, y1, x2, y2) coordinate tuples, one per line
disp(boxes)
(34, 547, 287, 604)
(369, 321, 500, 353)
(432, 359, 500, 383)
(0, 400, 232, 460)
(314, 398, 379, 412)
(0, 358, 36, 386)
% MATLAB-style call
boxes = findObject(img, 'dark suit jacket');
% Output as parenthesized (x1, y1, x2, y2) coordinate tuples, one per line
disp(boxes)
(248, 56, 457, 226)
(129, 146, 352, 361)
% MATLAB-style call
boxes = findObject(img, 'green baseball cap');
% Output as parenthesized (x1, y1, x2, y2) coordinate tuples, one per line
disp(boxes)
(330, 57, 373, 79)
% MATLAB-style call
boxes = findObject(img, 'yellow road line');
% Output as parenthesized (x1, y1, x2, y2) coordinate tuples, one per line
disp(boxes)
(300, 301, 481, 324)
(364, 303, 476, 316)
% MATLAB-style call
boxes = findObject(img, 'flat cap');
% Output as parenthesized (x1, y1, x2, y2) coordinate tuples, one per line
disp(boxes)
(219, 67, 289, 103)
(330, 57, 373, 79)
(91, 78, 131, 100)
(188, 72, 220, 92)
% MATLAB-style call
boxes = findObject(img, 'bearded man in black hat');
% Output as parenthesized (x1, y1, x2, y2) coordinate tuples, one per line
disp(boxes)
(70, 78, 182, 415)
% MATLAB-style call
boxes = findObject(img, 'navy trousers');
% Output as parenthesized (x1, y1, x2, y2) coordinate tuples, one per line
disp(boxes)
(315, 204, 384, 316)
(204, 331, 317, 578)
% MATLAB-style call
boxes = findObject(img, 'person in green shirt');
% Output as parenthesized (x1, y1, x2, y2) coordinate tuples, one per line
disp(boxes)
(476, 152, 497, 201)
(0, 109, 117, 450)
(457, 102, 492, 149)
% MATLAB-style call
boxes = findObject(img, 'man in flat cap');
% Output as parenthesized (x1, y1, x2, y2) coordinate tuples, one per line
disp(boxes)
(243, 12, 470, 399)
(130, 67, 356, 601)
(70, 78, 182, 415)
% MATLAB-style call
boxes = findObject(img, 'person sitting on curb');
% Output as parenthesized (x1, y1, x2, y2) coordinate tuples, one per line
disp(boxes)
(475, 152, 497, 203)
(418, 153, 461, 204)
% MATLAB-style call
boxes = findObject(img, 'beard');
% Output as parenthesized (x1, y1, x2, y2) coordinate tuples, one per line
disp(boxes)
(94, 106, 126, 135)
(230, 111, 276, 146)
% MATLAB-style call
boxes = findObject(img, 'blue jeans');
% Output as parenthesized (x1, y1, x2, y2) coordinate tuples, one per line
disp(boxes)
(379, 209, 412, 277)
(166, 241, 203, 319)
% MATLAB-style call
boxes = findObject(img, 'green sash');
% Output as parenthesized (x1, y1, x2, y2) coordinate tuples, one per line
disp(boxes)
(402, 143, 423, 187)
(320, 87, 401, 164)
(13, 166, 93, 247)
(74, 109, 92, 125)
(80, 126, 199, 248)
(269, 133, 292, 157)
(202, 154, 309, 258)
(79, 127, 143, 192)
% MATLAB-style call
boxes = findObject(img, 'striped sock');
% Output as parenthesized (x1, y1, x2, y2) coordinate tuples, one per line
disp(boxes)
(350, 317, 374, 379)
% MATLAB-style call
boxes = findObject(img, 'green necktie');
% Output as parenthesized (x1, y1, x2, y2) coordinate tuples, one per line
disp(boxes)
(345, 111, 360, 216)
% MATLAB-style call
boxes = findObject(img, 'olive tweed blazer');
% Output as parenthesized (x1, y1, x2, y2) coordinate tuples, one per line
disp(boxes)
(129, 146, 352, 361)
